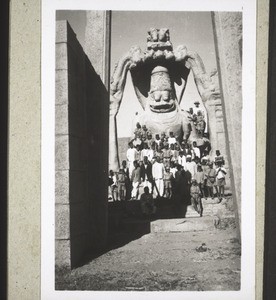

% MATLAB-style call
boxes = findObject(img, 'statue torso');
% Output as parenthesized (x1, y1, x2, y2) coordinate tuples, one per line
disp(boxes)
(138, 108, 190, 141)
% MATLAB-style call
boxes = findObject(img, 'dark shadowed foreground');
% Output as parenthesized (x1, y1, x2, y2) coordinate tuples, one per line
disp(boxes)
(56, 197, 240, 291)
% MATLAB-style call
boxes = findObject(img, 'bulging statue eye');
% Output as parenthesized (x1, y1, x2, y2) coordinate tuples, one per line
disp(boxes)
(162, 91, 170, 101)
(152, 91, 161, 101)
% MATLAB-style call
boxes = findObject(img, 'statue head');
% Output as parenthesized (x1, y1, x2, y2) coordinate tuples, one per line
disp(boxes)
(148, 66, 177, 113)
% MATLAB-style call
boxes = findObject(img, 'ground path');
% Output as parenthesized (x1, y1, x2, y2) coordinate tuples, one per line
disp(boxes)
(56, 197, 240, 291)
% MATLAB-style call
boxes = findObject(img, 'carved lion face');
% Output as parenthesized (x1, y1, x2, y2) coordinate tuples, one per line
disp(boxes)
(148, 90, 176, 113)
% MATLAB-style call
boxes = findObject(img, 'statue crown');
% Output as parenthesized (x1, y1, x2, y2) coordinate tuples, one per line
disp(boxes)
(147, 28, 173, 51)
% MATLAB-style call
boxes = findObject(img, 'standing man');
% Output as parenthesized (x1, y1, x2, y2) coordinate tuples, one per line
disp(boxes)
(185, 155, 197, 179)
(126, 142, 137, 175)
(174, 166, 191, 217)
(192, 141, 201, 159)
(190, 179, 203, 217)
(109, 170, 118, 202)
(152, 156, 165, 198)
(140, 156, 153, 194)
(205, 162, 217, 199)
(141, 143, 150, 161)
(215, 161, 227, 202)
(131, 160, 142, 200)
(178, 151, 187, 170)
(122, 160, 131, 200)
(140, 187, 156, 217)
(117, 169, 127, 201)
(194, 164, 205, 199)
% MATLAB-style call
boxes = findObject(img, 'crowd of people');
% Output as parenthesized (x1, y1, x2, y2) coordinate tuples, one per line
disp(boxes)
(108, 102, 227, 218)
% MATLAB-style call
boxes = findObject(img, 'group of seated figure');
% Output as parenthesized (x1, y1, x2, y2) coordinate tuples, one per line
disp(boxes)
(108, 117, 227, 218)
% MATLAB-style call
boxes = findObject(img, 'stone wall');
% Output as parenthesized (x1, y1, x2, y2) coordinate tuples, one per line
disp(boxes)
(203, 70, 231, 192)
(55, 20, 109, 268)
(85, 11, 111, 86)
(212, 12, 242, 237)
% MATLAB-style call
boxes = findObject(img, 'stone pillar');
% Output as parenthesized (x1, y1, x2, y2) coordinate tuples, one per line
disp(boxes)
(212, 12, 242, 237)
(55, 20, 109, 269)
(85, 11, 111, 87)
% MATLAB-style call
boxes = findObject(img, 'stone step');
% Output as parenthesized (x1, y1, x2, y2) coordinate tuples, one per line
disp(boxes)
(108, 198, 235, 226)
(150, 216, 215, 233)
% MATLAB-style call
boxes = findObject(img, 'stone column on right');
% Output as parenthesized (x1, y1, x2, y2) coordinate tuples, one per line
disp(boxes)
(211, 12, 242, 238)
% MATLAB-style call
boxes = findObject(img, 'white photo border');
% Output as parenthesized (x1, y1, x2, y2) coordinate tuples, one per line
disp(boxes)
(41, 0, 256, 299)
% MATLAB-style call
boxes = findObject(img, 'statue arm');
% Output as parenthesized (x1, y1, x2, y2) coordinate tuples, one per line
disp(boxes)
(110, 46, 144, 116)
(110, 55, 132, 117)
(109, 54, 132, 171)
(109, 46, 144, 171)
(175, 46, 220, 103)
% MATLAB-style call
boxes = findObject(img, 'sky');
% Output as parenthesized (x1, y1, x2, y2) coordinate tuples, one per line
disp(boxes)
(56, 10, 217, 137)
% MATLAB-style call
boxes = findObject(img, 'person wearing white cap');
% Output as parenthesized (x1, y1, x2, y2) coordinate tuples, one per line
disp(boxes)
(185, 155, 197, 179)
(193, 100, 202, 116)
(193, 100, 208, 134)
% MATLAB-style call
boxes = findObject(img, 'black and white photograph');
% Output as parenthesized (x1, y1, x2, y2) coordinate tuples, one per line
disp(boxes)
(42, 1, 256, 299)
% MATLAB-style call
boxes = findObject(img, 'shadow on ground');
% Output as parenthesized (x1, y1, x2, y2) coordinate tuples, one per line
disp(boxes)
(67, 198, 188, 269)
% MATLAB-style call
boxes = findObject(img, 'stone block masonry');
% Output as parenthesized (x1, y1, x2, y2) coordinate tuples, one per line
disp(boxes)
(55, 20, 109, 269)
(212, 12, 242, 238)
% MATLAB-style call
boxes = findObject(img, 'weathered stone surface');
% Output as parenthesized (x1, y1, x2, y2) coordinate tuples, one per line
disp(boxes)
(55, 170, 69, 204)
(56, 69, 68, 105)
(212, 12, 242, 236)
(55, 239, 71, 268)
(55, 204, 70, 239)
(55, 104, 69, 135)
(56, 20, 68, 44)
(56, 20, 109, 268)
(55, 134, 69, 170)
(151, 217, 214, 233)
(56, 170, 87, 205)
(56, 43, 68, 70)
(85, 11, 111, 86)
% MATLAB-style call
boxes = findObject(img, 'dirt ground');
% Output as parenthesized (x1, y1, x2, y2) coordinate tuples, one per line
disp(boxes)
(56, 220, 240, 291)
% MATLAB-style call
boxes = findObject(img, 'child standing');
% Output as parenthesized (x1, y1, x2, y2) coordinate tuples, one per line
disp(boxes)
(163, 167, 174, 199)
(190, 179, 203, 217)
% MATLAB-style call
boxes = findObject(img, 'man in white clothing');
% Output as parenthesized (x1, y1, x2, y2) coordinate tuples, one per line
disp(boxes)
(193, 100, 203, 116)
(152, 156, 164, 198)
(192, 141, 201, 159)
(193, 100, 208, 134)
(126, 142, 137, 175)
(178, 151, 187, 170)
(185, 155, 197, 179)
